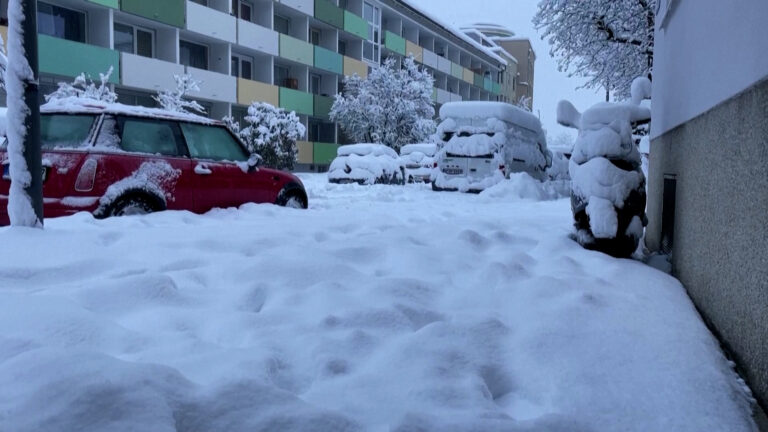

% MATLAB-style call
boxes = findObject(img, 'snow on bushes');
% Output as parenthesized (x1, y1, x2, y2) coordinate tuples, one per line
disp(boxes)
(224, 102, 306, 171)
(154, 74, 206, 115)
(45, 67, 117, 103)
(558, 77, 651, 256)
(331, 56, 435, 153)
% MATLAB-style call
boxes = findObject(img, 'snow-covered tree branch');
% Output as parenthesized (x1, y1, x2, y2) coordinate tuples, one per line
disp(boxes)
(45, 67, 117, 103)
(225, 102, 306, 171)
(533, 0, 656, 98)
(154, 74, 206, 114)
(331, 55, 435, 152)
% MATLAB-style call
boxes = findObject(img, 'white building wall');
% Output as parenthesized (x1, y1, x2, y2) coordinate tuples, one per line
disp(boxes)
(652, 0, 768, 138)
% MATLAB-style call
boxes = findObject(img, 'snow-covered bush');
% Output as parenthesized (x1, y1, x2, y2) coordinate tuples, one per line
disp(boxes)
(331, 55, 435, 153)
(45, 67, 117, 103)
(224, 102, 306, 171)
(557, 77, 652, 257)
(153, 74, 205, 114)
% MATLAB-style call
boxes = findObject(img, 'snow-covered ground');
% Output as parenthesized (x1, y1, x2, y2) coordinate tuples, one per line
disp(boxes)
(0, 174, 757, 432)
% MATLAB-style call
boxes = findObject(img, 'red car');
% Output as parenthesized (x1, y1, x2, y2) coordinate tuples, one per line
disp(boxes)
(0, 101, 308, 225)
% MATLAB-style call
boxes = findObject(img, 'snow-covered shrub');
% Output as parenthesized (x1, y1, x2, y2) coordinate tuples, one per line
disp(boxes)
(153, 74, 206, 114)
(557, 76, 652, 258)
(331, 55, 435, 153)
(225, 102, 306, 171)
(45, 67, 118, 103)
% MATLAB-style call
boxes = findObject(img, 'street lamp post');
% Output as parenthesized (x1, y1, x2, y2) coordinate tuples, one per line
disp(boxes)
(20, 0, 43, 224)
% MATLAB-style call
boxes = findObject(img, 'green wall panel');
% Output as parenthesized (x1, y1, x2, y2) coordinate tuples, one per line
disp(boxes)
(484, 77, 493, 92)
(314, 95, 335, 119)
(38, 35, 120, 83)
(384, 31, 406, 55)
(343, 11, 368, 39)
(314, 46, 343, 74)
(474, 73, 483, 88)
(280, 87, 314, 116)
(121, 0, 185, 28)
(87, 0, 118, 8)
(451, 62, 463, 80)
(313, 142, 340, 164)
(315, 0, 344, 28)
(279, 34, 314, 66)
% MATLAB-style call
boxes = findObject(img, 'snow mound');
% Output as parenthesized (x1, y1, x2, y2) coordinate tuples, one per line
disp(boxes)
(480, 173, 569, 201)
(337, 144, 399, 158)
(440, 101, 542, 134)
(399, 143, 437, 157)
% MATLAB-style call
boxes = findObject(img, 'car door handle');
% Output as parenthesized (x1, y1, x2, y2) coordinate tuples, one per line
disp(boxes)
(194, 164, 212, 175)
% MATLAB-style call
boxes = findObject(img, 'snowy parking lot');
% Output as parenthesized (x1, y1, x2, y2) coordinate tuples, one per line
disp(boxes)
(0, 174, 757, 431)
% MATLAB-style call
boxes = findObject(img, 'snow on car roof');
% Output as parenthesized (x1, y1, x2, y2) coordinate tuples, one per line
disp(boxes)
(439, 102, 543, 135)
(400, 143, 437, 156)
(338, 144, 399, 158)
(41, 97, 220, 125)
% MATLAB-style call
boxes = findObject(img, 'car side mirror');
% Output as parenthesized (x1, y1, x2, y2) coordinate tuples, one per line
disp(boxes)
(247, 153, 262, 171)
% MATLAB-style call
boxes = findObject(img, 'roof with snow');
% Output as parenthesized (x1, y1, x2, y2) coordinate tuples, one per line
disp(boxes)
(337, 144, 399, 158)
(40, 97, 219, 125)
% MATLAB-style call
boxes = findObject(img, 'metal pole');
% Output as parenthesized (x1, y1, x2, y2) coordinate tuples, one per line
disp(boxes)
(21, 0, 43, 224)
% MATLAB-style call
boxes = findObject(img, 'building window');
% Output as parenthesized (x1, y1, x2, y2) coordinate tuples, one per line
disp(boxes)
(114, 23, 154, 58)
(275, 65, 297, 88)
(180, 40, 208, 70)
(231, 54, 253, 80)
(37, 2, 86, 43)
(310, 28, 321, 46)
(274, 15, 290, 35)
(190, 0, 208, 5)
(362, 1, 380, 63)
(338, 40, 347, 56)
(308, 118, 335, 143)
(232, 0, 253, 21)
(310, 74, 321, 95)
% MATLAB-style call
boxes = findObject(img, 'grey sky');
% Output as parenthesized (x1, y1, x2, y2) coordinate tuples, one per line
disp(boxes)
(415, 0, 604, 141)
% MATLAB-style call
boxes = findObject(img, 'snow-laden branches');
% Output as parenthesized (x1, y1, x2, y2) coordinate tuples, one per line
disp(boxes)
(45, 67, 117, 103)
(154, 74, 206, 114)
(0, 34, 7, 90)
(331, 56, 435, 152)
(515, 95, 533, 112)
(224, 102, 306, 171)
(533, 0, 656, 99)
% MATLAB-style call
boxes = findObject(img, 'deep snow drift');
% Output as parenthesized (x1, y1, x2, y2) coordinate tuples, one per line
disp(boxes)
(0, 174, 757, 432)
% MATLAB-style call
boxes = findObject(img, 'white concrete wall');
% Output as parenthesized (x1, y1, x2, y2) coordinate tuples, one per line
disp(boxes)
(186, 0, 237, 43)
(238, 20, 280, 57)
(121, 54, 185, 92)
(652, 0, 768, 137)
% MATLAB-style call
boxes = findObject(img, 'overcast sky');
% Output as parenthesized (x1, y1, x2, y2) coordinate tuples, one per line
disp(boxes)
(415, 0, 605, 141)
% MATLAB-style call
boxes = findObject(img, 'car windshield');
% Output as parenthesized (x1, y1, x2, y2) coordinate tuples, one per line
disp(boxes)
(0, 114, 97, 150)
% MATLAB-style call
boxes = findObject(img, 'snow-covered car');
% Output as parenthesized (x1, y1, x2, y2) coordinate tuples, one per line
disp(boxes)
(557, 77, 651, 258)
(399, 143, 437, 183)
(328, 144, 405, 185)
(432, 102, 551, 193)
(0, 99, 308, 225)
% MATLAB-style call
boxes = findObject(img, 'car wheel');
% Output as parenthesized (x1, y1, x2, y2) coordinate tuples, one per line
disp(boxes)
(107, 195, 160, 217)
(278, 192, 307, 209)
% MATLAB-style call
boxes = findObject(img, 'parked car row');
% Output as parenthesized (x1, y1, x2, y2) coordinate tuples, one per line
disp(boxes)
(0, 100, 308, 226)
(327, 102, 552, 194)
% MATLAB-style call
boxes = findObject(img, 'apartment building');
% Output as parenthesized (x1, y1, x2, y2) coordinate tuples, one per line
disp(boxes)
(464, 23, 535, 106)
(0, 0, 510, 170)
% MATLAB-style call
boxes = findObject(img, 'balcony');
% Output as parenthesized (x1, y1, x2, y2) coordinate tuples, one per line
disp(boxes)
(313, 142, 340, 164)
(474, 73, 484, 88)
(437, 56, 451, 74)
(343, 11, 368, 39)
(343, 56, 368, 79)
(279, 34, 314, 66)
(436, 88, 451, 104)
(238, 20, 279, 57)
(185, 67, 237, 103)
(186, 1, 236, 43)
(384, 31, 406, 56)
(280, 0, 314, 16)
(315, 0, 344, 29)
(463, 68, 474, 84)
(121, 53, 184, 92)
(280, 87, 314, 116)
(451, 63, 463, 80)
(313, 94, 335, 119)
(121, 0, 185, 28)
(422, 49, 438, 69)
(38, 35, 120, 83)
(314, 46, 343, 75)
(406, 41, 423, 63)
(484, 77, 493, 92)
(297, 141, 314, 164)
(237, 79, 279, 106)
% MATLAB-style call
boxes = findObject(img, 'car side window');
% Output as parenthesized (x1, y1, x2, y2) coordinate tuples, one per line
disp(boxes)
(40, 114, 97, 150)
(180, 123, 249, 162)
(117, 117, 184, 157)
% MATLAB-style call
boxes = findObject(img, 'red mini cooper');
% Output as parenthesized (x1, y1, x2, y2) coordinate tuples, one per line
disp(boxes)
(0, 100, 308, 225)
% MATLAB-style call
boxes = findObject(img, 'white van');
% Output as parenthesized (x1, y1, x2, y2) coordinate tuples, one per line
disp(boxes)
(431, 102, 551, 192)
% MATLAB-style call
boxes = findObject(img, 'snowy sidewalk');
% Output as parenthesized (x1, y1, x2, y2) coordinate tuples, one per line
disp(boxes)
(0, 174, 757, 431)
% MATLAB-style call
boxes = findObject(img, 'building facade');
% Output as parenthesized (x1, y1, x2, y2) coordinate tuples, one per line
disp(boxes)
(464, 23, 534, 107)
(0, 0, 511, 170)
(646, 0, 768, 425)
